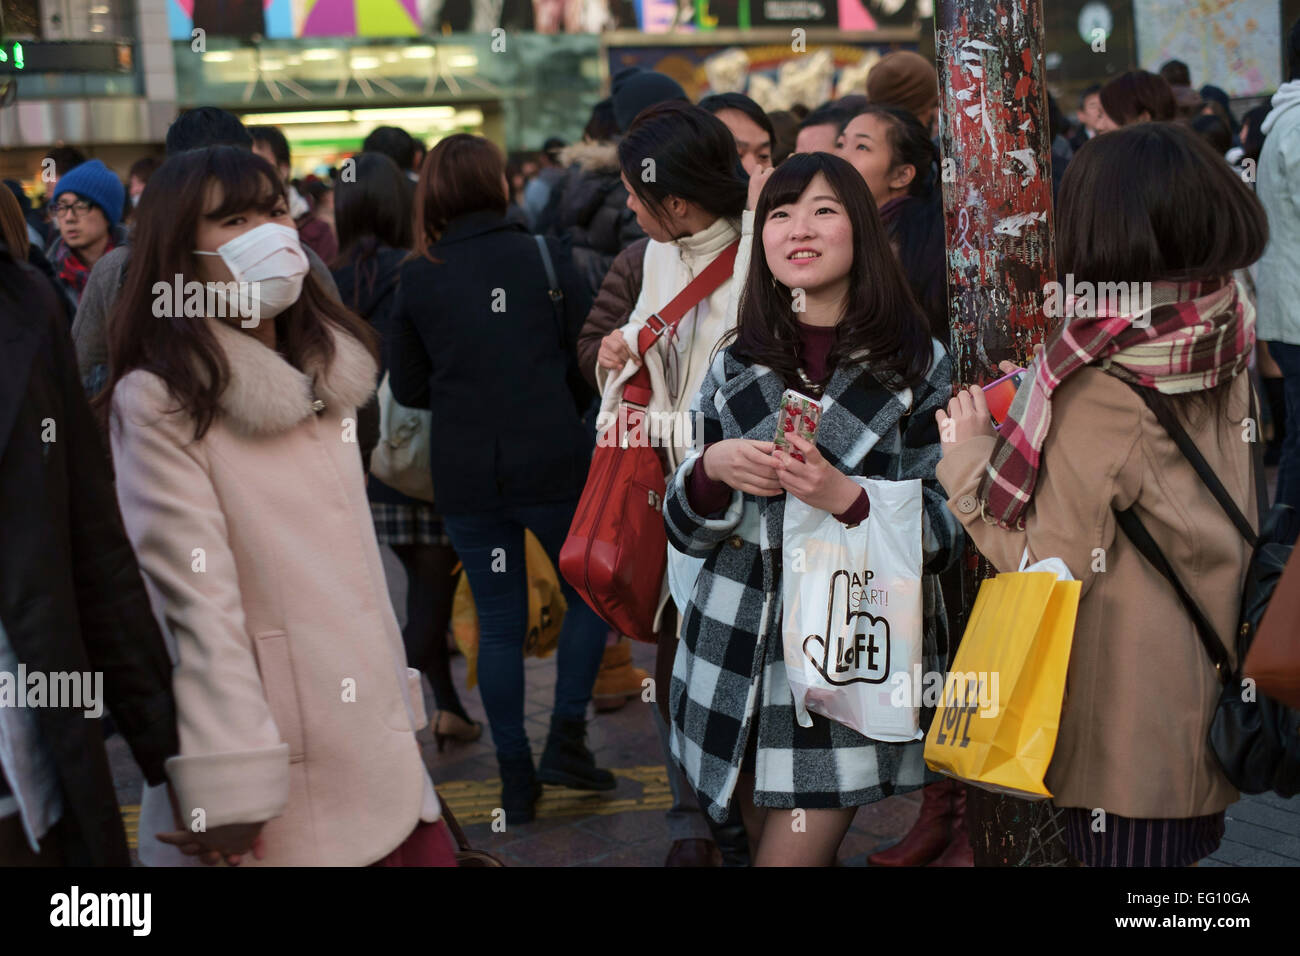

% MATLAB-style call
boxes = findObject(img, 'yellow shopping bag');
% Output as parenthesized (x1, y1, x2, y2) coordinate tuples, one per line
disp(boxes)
(450, 530, 567, 690)
(924, 569, 1080, 799)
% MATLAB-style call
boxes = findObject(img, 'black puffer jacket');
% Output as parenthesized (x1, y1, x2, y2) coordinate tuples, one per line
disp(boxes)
(540, 140, 645, 298)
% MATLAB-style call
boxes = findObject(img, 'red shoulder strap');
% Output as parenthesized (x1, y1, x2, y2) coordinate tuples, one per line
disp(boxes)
(622, 238, 740, 407)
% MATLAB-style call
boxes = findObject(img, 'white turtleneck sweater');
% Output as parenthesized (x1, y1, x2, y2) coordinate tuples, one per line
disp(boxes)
(595, 212, 753, 474)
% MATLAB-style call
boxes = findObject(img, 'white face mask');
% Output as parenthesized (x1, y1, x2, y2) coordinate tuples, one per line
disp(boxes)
(193, 222, 310, 323)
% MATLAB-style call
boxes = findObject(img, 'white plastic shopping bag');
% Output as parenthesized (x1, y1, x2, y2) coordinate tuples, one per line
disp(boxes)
(781, 477, 925, 742)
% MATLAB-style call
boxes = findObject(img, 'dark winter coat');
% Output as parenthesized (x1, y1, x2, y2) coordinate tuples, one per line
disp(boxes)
(332, 242, 407, 478)
(541, 141, 645, 298)
(879, 194, 949, 349)
(388, 210, 594, 515)
(577, 236, 649, 390)
(0, 246, 177, 866)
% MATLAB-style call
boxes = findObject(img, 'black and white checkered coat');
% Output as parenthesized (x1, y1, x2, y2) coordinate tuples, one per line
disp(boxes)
(664, 341, 963, 822)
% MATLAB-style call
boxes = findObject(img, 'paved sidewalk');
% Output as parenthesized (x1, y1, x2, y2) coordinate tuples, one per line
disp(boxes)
(379, 547, 1300, 867)
(107, 544, 1299, 866)
(413, 641, 927, 866)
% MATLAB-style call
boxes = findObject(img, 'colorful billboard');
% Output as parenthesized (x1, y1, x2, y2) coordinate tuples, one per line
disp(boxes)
(168, 0, 924, 37)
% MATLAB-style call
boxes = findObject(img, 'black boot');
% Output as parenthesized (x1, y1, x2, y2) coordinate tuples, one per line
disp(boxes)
(706, 805, 752, 867)
(537, 715, 616, 790)
(499, 751, 542, 824)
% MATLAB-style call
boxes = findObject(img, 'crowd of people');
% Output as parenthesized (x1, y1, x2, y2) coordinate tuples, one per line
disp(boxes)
(0, 26, 1294, 869)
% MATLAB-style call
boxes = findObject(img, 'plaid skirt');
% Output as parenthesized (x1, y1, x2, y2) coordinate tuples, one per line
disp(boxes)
(370, 501, 452, 547)
(1062, 808, 1226, 867)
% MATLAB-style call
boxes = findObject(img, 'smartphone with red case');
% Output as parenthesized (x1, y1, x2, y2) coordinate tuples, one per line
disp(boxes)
(774, 389, 822, 463)
(982, 367, 1025, 427)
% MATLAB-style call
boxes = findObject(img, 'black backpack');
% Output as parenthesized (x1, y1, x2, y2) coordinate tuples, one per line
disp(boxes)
(1112, 379, 1300, 798)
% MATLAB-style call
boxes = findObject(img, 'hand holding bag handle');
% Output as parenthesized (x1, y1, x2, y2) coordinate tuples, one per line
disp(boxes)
(619, 243, 741, 407)
(559, 240, 741, 644)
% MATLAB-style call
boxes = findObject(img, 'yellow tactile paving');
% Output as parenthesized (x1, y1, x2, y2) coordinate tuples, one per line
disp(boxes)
(121, 765, 674, 846)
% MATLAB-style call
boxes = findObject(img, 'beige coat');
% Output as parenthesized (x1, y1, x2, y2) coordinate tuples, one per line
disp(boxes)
(936, 367, 1253, 819)
(110, 318, 439, 866)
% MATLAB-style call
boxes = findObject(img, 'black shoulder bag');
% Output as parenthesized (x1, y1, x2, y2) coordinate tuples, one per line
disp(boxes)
(1112, 379, 1299, 797)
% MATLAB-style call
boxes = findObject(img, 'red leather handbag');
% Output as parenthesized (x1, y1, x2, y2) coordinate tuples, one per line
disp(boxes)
(560, 240, 740, 643)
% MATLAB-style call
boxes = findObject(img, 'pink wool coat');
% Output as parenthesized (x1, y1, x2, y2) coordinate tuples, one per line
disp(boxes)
(110, 318, 440, 866)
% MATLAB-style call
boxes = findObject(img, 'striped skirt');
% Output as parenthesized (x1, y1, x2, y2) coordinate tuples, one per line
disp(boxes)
(1062, 808, 1225, 867)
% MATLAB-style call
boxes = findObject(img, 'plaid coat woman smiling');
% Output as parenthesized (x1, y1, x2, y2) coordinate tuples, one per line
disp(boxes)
(663, 341, 963, 823)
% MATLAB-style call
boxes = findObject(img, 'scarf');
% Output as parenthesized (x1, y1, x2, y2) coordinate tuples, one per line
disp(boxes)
(979, 277, 1254, 529)
(56, 234, 116, 303)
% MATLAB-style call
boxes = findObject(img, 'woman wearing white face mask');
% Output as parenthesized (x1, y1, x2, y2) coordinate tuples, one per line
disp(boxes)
(96, 146, 454, 867)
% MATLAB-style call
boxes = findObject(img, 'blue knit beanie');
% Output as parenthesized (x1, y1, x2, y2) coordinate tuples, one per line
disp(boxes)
(53, 159, 125, 228)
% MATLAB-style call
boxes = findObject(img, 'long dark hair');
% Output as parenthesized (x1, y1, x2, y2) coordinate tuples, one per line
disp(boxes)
(96, 145, 378, 440)
(617, 101, 747, 234)
(332, 151, 413, 309)
(727, 152, 932, 388)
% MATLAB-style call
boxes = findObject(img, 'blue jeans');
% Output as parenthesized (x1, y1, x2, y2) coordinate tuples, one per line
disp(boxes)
(443, 501, 609, 760)
(1271, 342, 1300, 512)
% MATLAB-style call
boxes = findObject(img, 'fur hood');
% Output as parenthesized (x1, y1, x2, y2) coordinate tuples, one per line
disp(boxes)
(206, 318, 377, 436)
(559, 139, 620, 174)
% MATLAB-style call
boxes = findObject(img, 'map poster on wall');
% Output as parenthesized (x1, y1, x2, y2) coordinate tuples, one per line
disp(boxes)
(1134, 0, 1279, 97)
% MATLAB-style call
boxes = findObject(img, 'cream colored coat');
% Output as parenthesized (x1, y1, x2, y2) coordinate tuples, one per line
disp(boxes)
(110, 319, 439, 867)
(594, 212, 750, 476)
(594, 213, 750, 628)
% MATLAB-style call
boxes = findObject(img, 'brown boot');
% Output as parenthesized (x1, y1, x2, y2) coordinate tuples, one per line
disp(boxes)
(867, 780, 955, 866)
(927, 784, 975, 867)
(592, 638, 650, 713)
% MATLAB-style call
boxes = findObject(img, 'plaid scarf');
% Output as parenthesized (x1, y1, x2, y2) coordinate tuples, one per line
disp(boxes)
(55, 234, 116, 303)
(979, 276, 1254, 529)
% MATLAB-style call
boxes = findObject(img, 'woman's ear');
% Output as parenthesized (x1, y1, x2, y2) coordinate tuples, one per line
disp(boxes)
(889, 163, 917, 193)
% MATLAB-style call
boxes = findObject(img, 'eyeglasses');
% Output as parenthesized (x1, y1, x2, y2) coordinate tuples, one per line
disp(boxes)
(52, 200, 94, 219)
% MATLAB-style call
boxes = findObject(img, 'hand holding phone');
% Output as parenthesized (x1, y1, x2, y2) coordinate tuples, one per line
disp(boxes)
(982, 366, 1025, 427)
(774, 389, 822, 463)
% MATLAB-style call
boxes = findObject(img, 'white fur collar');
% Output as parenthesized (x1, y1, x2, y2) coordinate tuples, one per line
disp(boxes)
(205, 318, 377, 436)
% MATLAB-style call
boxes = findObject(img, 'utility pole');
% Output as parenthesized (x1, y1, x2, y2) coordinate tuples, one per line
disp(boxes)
(933, 0, 1071, 866)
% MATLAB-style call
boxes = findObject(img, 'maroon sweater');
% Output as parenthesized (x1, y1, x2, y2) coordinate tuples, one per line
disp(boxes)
(687, 322, 870, 524)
